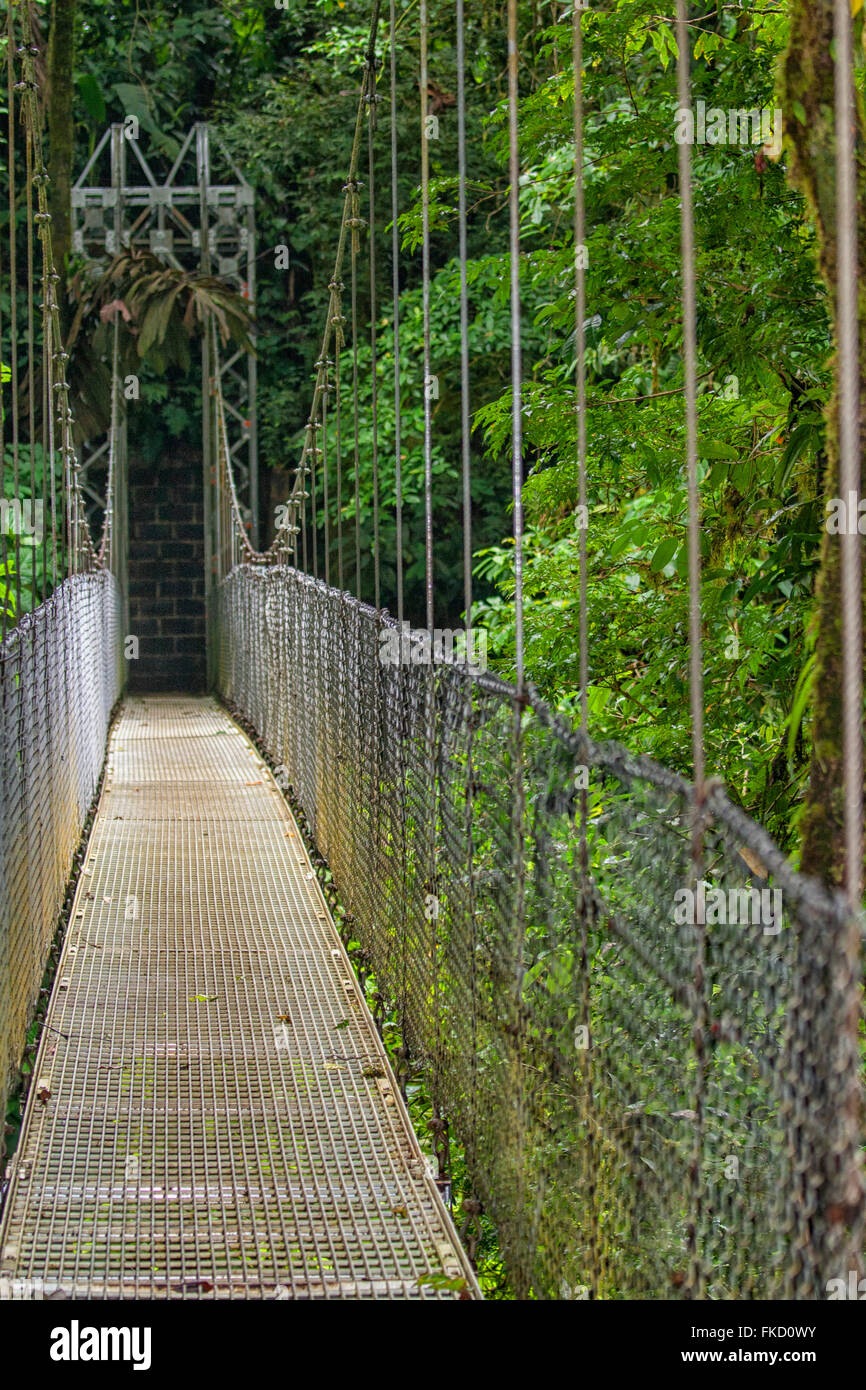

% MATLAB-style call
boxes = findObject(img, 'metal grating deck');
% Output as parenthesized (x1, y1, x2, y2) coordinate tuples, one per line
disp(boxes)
(0, 696, 480, 1300)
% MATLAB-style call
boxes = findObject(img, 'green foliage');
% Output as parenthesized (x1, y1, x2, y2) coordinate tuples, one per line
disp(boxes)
(304, 254, 539, 618)
(105, 247, 254, 370)
(58, 0, 851, 846)
(2, 443, 65, 614)
(457, 0, 836, 844)
(216, 0, 511, 614)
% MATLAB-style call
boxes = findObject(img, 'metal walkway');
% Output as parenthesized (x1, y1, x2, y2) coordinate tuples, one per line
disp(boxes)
(0, 696, 479, 1300)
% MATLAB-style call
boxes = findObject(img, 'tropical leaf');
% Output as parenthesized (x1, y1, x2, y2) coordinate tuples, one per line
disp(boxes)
(76, 71, 105, 124)
(785, 652, 818, 768)
(99, 247, 254, 366)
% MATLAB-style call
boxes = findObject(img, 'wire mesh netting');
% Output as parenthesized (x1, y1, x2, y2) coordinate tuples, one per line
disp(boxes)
(217, 562, 864, 1300)
(0, 571, 121, 1141)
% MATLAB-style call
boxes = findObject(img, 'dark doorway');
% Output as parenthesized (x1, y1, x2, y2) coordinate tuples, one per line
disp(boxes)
(126, 446, 206, 692)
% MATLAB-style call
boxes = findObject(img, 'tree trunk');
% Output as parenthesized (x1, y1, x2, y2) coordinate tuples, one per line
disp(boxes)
(779, 0, 866, 889)
(46, 0, 76, 306)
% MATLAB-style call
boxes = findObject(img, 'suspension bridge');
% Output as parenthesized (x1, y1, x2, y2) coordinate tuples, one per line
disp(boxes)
(0, 0, 863, 1302)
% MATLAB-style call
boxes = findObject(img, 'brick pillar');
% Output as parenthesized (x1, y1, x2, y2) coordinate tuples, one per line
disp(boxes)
(126, 446, 206, 692)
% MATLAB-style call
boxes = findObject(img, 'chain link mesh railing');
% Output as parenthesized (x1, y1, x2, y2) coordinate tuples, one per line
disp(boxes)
(0, 571, 121, 1145)
(216, 562, 863, 1300)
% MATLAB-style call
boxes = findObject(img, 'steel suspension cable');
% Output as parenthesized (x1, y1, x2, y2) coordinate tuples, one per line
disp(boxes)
(572, 0, 599, 1298)
(300, 433, 308, 572)
(456, 0, 472, 638)
(675, 0, 708, 1301)
(98, 314, 121, 569)
(383, 0, 412, 1091)
(573, 4, 587, 738)
(416, 0, 446, 1186)
(310, 416, 318, 579)
(420, 0, 434, 633)
(0, 97, 6, 642)
(507, 0, 525, 690)
(0, 193, 4, 642)
(830, 0, 865, 1271)
(675, 0, 704, 798)
(389, 0, 404, 627)
(833, 0, 863, 913)
(0, 78, 5, 633)
(24, 88, 36, 611)
(41, 210, 50, 594)
(506, 0, 529, 1296)
(335, 339, 345, 589)
(455, 0, 481, 1192)
(7, 4, 21, 622)
(321, 357, 331, 588)
(47, 270, 58, 588)
(367, 47, 381, 611)
(350, 175, 362, 598)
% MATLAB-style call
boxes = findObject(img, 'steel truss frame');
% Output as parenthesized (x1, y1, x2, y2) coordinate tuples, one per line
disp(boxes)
(71, 123, 258, 553)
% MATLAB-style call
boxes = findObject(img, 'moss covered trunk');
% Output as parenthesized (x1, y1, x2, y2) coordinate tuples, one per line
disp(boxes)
(47, 0, 76, 306)
(780, 0, 866, 890)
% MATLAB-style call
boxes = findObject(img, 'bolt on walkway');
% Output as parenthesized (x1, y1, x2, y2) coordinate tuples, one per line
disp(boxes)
(0, 696, 479, 1300)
